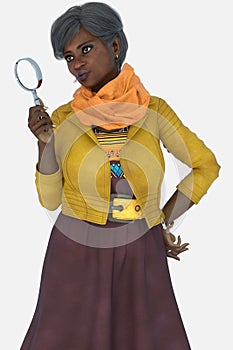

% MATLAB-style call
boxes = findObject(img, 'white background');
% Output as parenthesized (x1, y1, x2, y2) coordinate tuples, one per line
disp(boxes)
(1, 0, 232, 349)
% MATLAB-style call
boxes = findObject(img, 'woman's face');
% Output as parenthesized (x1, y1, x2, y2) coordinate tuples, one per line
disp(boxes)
(63, 27, 120, 92)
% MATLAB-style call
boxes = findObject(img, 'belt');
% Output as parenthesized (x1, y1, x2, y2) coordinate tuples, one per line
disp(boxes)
(108, 194, 142, 223)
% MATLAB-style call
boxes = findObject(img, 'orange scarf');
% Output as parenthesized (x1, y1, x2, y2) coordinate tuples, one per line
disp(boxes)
(71, 63, 150, 130)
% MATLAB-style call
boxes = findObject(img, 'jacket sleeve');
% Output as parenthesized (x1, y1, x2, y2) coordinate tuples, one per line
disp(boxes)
(157, 98, 220, 204)
(34, 108, 63, 210)
(35, 167, 63, 210)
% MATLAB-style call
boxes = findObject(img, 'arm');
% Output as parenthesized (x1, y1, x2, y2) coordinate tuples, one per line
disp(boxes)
(161, 190, 194, 261)
(28, 106, 62, 209)
(157, 98, 220, 260)
(162, 189, 194, 226)
(28, 105, 59, 174)
(158, 98, 220, 204)
(37, 139, 59, 175)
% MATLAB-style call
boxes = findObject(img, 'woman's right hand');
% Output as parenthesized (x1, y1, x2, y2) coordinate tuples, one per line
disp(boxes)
(28, 105, 54, 144)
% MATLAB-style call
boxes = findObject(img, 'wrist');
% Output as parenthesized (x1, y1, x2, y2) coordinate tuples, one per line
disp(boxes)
(161, 217, 174, 232)
(38, 137, 55, 152)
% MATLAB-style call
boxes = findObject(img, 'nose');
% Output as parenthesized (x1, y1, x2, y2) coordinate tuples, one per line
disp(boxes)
(73, 56, 85, 70)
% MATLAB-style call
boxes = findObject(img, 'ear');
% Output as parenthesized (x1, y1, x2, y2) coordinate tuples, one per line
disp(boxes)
(111, 36, 121, 58)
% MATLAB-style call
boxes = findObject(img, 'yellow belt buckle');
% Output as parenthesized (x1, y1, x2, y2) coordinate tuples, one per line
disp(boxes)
(109, 194, 142, 222)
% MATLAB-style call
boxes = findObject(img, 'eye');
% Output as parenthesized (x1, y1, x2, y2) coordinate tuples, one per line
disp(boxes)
(64, 55, 74, 63)
(82, 45, 93, 54)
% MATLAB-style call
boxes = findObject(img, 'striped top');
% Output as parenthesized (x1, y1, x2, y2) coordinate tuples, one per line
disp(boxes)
(93, 127, 128, 161)
(93, 127, 129, 178)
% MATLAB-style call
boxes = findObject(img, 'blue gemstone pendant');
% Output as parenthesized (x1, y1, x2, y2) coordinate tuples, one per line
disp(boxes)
(110, 163, 123, 178)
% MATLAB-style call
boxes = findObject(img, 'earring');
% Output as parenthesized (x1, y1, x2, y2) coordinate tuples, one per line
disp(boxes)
(115, 54, 119, 60)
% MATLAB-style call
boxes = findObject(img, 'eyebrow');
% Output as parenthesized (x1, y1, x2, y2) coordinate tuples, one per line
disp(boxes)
(63, 40, 94, 55)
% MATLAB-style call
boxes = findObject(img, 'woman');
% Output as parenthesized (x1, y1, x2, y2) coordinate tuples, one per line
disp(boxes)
(21, 2, 220, 349)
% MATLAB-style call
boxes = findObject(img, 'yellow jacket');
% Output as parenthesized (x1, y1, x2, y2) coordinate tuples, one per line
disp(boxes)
(35, 96, 220, 228)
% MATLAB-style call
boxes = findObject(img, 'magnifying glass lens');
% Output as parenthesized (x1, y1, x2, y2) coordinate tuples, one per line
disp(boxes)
(16, 59, 42, 90)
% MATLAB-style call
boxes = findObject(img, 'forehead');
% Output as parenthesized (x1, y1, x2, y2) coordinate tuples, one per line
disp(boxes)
(64, 27, 102, 52)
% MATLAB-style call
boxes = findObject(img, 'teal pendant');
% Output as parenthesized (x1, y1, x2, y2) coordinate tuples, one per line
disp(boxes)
(110, 163, 123, 178)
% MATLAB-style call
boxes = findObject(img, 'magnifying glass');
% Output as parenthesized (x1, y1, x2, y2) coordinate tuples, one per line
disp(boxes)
(14, 57, 53, 143)
(14, 57, 44, 106)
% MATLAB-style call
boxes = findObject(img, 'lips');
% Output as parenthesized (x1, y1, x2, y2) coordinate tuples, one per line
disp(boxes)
(76, 70, 89, 83)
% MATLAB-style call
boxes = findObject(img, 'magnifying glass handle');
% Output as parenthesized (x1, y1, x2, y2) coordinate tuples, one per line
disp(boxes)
(31, 88, 51, 143)
(32, 90, 44, 106)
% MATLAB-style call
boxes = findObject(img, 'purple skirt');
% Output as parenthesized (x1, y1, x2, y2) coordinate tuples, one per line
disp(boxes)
(20, 213, 191, 350)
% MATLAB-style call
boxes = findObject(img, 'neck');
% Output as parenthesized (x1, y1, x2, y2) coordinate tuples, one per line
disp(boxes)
(91, 65, 121, 93)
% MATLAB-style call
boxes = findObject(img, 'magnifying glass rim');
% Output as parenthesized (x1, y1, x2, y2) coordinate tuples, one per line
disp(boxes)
(14, 57, 43, 91)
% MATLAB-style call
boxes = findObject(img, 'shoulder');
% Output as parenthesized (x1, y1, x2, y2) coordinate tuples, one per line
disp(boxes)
(148, 95, 167, 112)
(148, 95, 180, 122)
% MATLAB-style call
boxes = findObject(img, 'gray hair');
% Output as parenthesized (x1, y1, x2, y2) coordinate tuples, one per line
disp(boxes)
(50, 2, 128, 69)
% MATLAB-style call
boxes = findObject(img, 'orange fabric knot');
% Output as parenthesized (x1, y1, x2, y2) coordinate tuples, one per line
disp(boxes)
(71, 63, 150, 130)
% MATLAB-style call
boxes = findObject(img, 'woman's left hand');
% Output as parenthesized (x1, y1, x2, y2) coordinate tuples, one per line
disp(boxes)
(162, 229, 189, 261)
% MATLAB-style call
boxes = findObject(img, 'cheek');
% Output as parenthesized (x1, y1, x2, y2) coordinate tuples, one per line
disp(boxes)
(99, 56, 116, 73)
(108, 55, 116, 67)
(96, 47, 115, 66)
(106, 48, 115, 65)
(67, 63, 75, 76)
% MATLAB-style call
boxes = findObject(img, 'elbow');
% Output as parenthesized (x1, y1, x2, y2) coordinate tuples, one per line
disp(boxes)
(40, 201, 61, 211)
(38, 193, 62, 211)
(208, 156, 221, 182)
